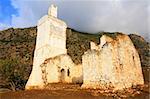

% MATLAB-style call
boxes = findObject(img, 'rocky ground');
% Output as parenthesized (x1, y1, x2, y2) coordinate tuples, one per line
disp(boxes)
(1, 67, 149, 99)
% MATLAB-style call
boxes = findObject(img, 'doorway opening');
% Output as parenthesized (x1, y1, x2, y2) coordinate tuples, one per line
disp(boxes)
(60, 68, 65, 82)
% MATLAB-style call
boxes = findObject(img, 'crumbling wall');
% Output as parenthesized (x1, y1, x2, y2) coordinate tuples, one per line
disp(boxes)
(71, 64, 83, 83)
(43, 54, 74, 84)
(40, 54, 83, 85)
(82, 34, 144, 90)
(82, 50, 102, 89)
(90, 41, 99, 50)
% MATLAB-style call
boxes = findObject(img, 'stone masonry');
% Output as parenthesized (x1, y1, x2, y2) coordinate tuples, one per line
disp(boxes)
(26, 4, 144, 90)
(82, 34, 144, 90)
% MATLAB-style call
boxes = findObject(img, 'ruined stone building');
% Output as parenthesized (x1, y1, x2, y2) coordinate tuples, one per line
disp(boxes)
(26, 5, 144, 90)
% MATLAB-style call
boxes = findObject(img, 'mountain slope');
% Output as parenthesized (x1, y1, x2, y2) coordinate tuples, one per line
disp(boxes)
(0, 27, 149, 90)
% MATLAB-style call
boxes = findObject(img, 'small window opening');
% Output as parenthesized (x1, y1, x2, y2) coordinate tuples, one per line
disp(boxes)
(67, 69, 70, 76)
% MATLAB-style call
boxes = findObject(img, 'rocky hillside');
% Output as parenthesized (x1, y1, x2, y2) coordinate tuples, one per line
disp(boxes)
(0, 27, 149, 90)
(0, 27, 36, 90)
(129, 34, 150, 67)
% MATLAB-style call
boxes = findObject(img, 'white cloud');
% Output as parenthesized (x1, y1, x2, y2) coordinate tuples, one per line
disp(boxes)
(148, 1, 150, 40)
(10, 0, 149, 41)
(11, 0, 52, 27)
(0, 23, 11, 31)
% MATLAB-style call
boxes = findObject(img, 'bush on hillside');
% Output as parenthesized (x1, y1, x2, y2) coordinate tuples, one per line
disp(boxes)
(0, 59, 27, 91)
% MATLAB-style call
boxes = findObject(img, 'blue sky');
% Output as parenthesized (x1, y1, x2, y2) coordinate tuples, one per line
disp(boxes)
(0, 0, 18, 26)
(0, 0, 149, 41)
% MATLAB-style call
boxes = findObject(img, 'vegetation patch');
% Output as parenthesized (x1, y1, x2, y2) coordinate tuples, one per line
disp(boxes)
(0, 27, 149, 90)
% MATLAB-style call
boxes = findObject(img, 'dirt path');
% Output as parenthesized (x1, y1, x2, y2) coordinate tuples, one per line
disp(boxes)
(1, 83, 149, 99)
(1, 67, 150, 99)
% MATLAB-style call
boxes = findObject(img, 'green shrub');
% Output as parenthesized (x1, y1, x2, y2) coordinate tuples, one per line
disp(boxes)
(0, 59, 27, 91)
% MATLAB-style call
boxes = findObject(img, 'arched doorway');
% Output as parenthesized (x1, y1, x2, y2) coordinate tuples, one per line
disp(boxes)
(60, 69, 65, 82)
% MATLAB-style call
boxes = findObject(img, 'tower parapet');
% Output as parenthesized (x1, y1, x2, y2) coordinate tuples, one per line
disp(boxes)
(48, 4, 57, 17)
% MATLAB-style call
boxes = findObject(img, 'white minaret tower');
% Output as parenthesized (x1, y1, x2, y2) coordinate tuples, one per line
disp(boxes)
(26, 4, 67, 89)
